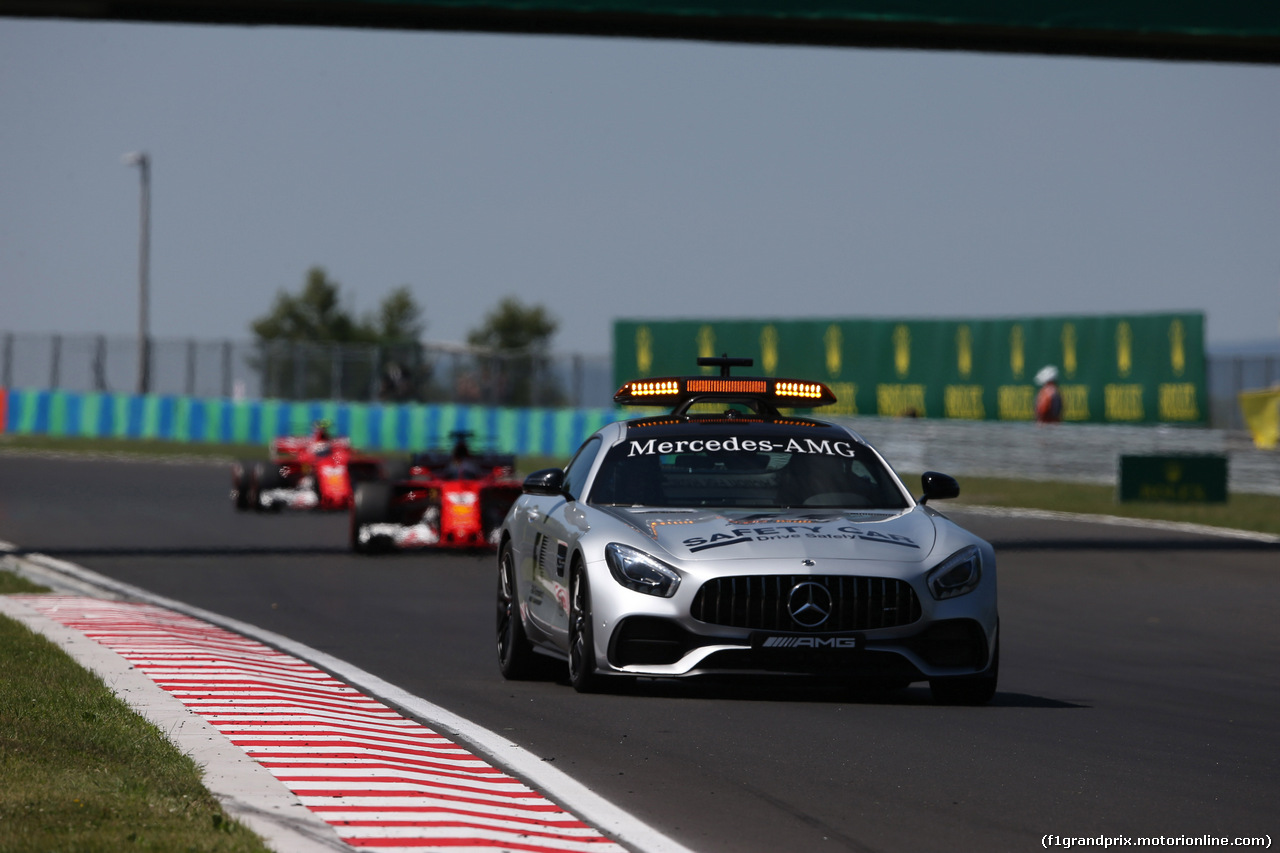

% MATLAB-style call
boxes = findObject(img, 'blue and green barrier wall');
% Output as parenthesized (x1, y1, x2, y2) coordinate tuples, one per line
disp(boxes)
(0, 388, 619, 459)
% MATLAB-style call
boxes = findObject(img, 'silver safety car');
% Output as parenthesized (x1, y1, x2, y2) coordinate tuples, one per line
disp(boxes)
(495, 356, 998, 704)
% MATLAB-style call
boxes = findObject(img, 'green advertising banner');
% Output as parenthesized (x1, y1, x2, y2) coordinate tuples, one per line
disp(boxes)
(613, 313, 1206, 425)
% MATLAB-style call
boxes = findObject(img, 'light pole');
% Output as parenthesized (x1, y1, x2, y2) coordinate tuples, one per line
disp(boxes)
(123, 151, 150, 394)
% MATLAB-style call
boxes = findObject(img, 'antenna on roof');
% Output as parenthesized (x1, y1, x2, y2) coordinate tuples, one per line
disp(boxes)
(696, 354, 754, 377)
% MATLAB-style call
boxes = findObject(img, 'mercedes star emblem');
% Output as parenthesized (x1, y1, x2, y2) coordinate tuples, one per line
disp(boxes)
(787, 581, 833, 628)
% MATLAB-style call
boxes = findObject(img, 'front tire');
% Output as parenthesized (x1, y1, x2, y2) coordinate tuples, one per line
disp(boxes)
(568, 565, 602, 693)
(231, 460, 253, 511)
(351, 481, 392, 554)
(496, 545, 538, 679)
(251, 462, 283, 512)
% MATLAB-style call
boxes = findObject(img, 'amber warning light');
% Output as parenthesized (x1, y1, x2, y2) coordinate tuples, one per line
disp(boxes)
(615, 376, 836, 408)
(686, 379, 767, 395)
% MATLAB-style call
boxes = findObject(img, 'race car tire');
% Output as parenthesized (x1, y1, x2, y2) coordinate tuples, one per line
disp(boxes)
(496, 545, 539, 680)
(929, 636, 999, 706)
(380, 458, 412, 482)
(568, 563, 603, 693)
(231, 460, 253, 511)
(351, 481, 392, 554)
(251, 462, 284, 512)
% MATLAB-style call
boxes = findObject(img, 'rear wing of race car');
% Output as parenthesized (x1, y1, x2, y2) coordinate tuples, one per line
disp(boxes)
(272, 436, 352, 457)
(409, 451, 516, 479)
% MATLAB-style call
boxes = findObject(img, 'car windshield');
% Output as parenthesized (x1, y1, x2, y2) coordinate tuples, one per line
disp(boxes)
(589, 432, 909, 510)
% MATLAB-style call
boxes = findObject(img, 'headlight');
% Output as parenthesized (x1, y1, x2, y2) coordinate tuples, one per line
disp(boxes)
(605, 543, 681, 598)
(927, 545, 982, 600)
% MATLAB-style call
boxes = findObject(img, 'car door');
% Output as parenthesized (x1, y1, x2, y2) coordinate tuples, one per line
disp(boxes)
(524, 437, 601, 648)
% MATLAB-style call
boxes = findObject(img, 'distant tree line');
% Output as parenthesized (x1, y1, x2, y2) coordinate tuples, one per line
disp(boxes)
(249, 267, 562, 406)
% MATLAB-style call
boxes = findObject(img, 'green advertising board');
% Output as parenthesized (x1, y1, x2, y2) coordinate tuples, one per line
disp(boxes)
(1117, 454, 1228, 503)
(613, 313, 1206, 425)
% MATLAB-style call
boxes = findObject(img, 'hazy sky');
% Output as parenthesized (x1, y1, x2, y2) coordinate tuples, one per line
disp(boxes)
(2, 18, 1278, 356)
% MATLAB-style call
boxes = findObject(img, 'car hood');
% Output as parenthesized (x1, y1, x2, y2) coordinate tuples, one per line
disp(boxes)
(596, 507, 937, 564)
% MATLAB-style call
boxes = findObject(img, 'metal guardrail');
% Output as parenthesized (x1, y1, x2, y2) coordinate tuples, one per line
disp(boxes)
(839, 416, 1280, 496)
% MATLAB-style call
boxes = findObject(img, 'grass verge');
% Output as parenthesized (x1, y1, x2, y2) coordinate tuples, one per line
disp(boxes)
(925, 474, 1280, 537)
(0, 571, 49, 595)
(0, 584, 270, 853)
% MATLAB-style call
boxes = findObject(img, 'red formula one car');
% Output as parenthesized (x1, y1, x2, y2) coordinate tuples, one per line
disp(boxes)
(349, 431, 523, 553)
(232, 422, 391, 512)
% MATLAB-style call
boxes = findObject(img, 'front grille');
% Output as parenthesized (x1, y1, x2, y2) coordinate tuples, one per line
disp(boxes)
(691, 575, 921, 632)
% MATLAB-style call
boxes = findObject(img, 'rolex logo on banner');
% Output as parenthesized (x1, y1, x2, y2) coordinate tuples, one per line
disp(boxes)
(825, 325, 842, 378)
(1009, 325, 1025, 379)
(636, 326, 652, 376)
(957, 325, 973, 379)
(1117, 322, 1133, 377)
(894, 325, 911, 377)
(761, 325, 778, 375)
(1170, 319, 1186, 377)
(697, 325, 716, 374)
(1062, 323, 1077, 378)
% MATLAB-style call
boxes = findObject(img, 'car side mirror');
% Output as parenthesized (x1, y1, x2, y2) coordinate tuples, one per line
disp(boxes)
(523, 468, 569, 497)
(919, 471, 960, 504)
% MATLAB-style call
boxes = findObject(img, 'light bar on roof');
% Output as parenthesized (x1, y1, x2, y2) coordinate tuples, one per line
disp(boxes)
(623, 379, 680, 397)
(687, 379, 768, 395)
(615, 376, 837, 408)
(775, 381, 825, 400)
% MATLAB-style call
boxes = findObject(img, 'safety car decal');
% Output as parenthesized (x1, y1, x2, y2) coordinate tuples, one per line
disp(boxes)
(682, 524, 920, 553)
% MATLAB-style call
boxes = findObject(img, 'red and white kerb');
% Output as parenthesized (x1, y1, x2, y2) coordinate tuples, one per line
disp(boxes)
(22, 596, 624, 853)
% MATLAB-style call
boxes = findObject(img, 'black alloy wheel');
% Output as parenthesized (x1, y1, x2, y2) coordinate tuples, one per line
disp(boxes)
(497, 546, 538, 679)
(568, 565, 602, 693)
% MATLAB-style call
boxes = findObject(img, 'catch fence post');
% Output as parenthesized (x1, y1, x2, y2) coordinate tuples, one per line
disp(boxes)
(50, 334, 62, 389)
(222, 341, 232, 398)
(93, 336, 108, 392)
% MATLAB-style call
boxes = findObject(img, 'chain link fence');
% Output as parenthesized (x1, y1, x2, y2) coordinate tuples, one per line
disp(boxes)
(1208, 350, 1280, 430)
(2, 331, 1277, 428)
(0, 332, 614, 408)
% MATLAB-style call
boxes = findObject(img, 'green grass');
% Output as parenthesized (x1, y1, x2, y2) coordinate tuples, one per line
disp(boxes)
(0, 603, 271, 853)
(0, 571, 49, 595)
(918, 473, 1280, 537)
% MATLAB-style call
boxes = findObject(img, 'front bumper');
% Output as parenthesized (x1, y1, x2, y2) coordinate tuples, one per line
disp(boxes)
(583, 556, 998, 682)
(606, 615, 993, 681)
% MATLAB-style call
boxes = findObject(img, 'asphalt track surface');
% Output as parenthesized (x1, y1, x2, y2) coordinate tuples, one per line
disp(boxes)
(2, 454, 1277, 853)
